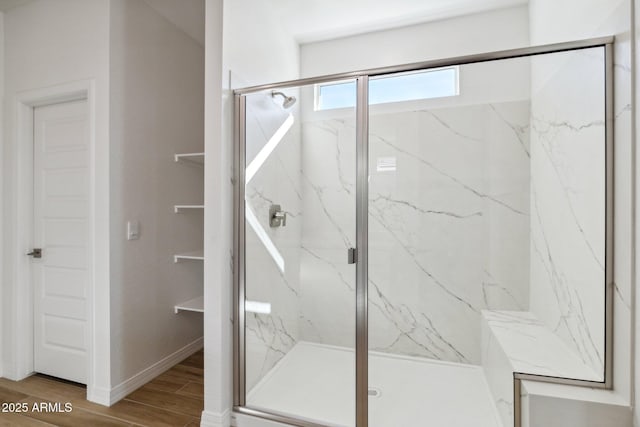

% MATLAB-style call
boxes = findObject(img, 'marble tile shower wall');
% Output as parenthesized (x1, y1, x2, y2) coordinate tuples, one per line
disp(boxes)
(299, 117, 357, 347)
(299, 101, 531, 364)
(529, 48, 606, 379)
(245, 93, 303, 391)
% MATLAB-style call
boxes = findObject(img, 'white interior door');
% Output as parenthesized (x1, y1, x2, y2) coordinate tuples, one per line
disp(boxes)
(32, 99, 89, 384)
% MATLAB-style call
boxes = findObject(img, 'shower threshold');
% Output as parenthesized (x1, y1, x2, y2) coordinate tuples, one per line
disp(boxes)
(246, 341, 502, 427)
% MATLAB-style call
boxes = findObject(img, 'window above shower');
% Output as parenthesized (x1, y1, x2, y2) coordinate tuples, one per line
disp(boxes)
(314, 66, 459, 110)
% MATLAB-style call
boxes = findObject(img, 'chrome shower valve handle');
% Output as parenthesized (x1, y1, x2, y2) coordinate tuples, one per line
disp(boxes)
(269, 204, 287, 227)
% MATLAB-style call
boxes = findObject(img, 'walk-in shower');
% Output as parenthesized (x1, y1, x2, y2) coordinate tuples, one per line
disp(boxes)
(233, 37, 613, 427)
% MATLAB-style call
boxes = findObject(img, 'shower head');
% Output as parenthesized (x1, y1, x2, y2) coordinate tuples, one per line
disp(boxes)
(271, 91, 297, 109)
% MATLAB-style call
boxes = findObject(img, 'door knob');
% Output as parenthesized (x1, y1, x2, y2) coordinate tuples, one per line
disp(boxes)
(27, 248, 42, 259)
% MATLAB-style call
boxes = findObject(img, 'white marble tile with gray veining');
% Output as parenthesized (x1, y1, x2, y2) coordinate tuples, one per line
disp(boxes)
(244, 92, 304, 390)
(297, 102, 531, 365)
(529, 49, 606, 380)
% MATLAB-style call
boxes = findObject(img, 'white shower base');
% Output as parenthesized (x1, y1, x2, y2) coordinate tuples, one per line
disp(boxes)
(247, 342, 502, 427)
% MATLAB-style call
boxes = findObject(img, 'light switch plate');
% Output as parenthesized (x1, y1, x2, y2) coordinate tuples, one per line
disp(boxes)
(127, 220, 140, 240)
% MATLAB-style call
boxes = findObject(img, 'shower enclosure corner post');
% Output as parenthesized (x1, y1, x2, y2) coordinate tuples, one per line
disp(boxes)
(355, 75, 370, 427)
(233, 93, 247, 407)
(513, 377, 522, 427)
(603, 40, 614, 391)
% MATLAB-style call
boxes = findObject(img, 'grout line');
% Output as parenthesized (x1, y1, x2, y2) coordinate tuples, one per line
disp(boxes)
(182, 418, 199, 427)
(176, 382, 191, 394)
(175, 380, 202, 393)
(70, 405, 148, 427)
(122, 397, 203, 420)
(20, 404, 136, 427)
(12, 414, 57, 427)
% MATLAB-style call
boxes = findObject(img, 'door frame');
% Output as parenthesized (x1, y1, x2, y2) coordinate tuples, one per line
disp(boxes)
(8, 80, 102, 400)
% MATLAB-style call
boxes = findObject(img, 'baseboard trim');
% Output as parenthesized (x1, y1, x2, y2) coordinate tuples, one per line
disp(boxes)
(0, 364, 32, 382)
(201, 408, 232, 427)
(87, 385, 111, 406)
(0, 364, 13, 381)
(107, 337, 204, 406)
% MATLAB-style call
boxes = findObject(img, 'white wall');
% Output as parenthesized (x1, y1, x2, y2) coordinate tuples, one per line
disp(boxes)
(300, 5, 529, 77)
(2, 0, 207, 405)
(202, 1, 230, 426)
(635, 0, 640, 424)
(202, 0, 300, 424)
(142, 0, 205, 46)
(109, 0, 205, 390)
(529, 0, 634, 406)
(1, 0, 111, 401)
(222, 0, 299, 88)
(202, 3, 231, 421)
(0, 10, 4, 380)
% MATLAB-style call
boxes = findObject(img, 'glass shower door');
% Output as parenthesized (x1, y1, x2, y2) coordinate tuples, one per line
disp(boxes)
(366, 48, 608, 427)
(365, 65, 517, 426)
(239, 80, 358, 426)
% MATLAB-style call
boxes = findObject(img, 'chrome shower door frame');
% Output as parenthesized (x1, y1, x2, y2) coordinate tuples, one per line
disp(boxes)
(232, 36, 615, 427)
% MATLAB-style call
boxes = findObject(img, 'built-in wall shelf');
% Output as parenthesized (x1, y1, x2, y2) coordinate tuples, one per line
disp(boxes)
(174, 152, 204, 165)
(174, 250, 204, 263)
(174, 296, 204, 314)
(174, 205, 204, 213)
(173, 151, 204, 314)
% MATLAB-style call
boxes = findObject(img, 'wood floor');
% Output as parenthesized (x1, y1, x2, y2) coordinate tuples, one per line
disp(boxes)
(0, 350, 204, 427)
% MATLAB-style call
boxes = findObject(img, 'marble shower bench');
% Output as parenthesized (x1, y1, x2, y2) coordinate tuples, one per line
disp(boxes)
(481, 310, 629, 427)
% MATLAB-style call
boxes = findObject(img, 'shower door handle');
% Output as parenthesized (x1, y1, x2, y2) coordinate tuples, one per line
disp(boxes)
(347, 248, 357, 264)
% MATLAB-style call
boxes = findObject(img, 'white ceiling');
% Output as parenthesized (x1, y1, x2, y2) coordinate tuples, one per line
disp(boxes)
(267, 0, 527, 43)
(0, 0, 32, 12)
(0, 0, 523, 46)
